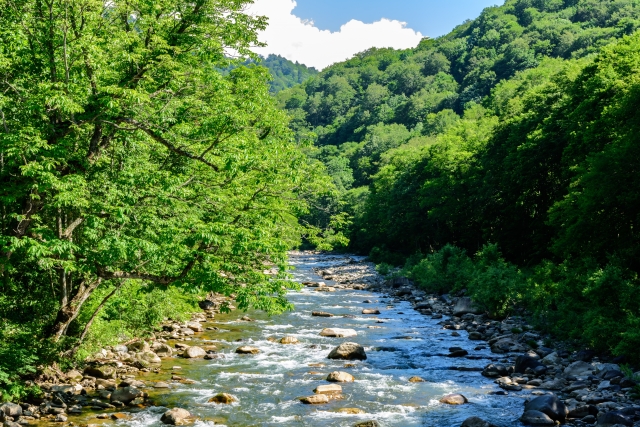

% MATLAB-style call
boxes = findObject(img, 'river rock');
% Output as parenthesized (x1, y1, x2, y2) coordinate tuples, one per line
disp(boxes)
(110, 386, 144, 405)
(198, 300, 215, 310)
(280, 336, 299, 344)
(51, 384, 83, 394)
(482, 364, 509, 378)
(564, 361, 594, 377)
(524, 395, 568, 422)
(515, 355, 545, 374)
(138, 351, 162, 364)
(337, 408, 365, 414)
(236, 346, 260, 355)
(439, 394, 468, 405)
(0, 403, 22, 418)
(541, 352, 561, 366)
(127, 340, 150, 352)
(453, 297, 482, 316)
(491, 338, 525, 354)
(461, 417, 498, 427)
(320, 328, 357, 338)
(448, 349, 469, 357)
(208, 393, 238, 404)
(312, 311, 334, 317)
(84, 365, 117, 379)
(327, 342, 367, 361)
(186, 321, 203, 332)
(66, 369, 84, 382)
(160, 408, 191, 425)
(183, 346, 206, 358)
(300, 394, 329, 404)
(314, 384, 342, 395)
(520, 410, 555, 426)
(362, 309, 380, 315)
(538, 378, 564, 390)
(152, 342, 174, 357)
(468, 332, 483, 340)
(408, 376, 425, 383)
(327, 371, 355, 382)
(597, 411, 633, 427)
(354, 422, 380, 427)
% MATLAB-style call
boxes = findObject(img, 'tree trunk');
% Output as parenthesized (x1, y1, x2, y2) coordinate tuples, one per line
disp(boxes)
(49, 278, 101, 341)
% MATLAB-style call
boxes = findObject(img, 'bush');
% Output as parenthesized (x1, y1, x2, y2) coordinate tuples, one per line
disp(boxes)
(408, 244, 474, 293)
(467, 244, 522, 318)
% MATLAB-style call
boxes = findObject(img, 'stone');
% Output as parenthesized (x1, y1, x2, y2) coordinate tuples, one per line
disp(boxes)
(597, 411, 633, 427)
(183, 346, 206, 358)
(127, 340, 150, 352)
(66, 369, 84, 382)
(448, 349, 469, 357)
(327, 371, 355, 383)
(515, 355, 545, 374)
(468, 332, 483, 340)
(84, 365, 117, 379)
(138, 351, 162, 364)
(541, 352, 561, 366)
(461, 417, 499, 427)
(311, 311, 333, 317)
(564, 361, 595, 378)
(160, 408, 191, 425)
(354, 422, 380, 427)
(0, 403, 22, 418)
(327, 342, 367, 361)
(152, 342, 174, 357)
(51, 384, 83, 394)
(524, 395, 568, 422)
(408, 376, 425, 383)
(300, 394, 329, 404)
(538, 378, 565, 390)
(320, 328, 357, 338)
(154, 382, 170, 389)
(208, 393, 237, 404)
(453, 297, 482, 316)
(185, 321, 203, 332)
(54, 414, 68, 422)
(280, 336, 299, 344)
(110, 386, 144, 405)
(314, 384, 342, 395)
(236, 346, 260, 355)
(491, 338, 525, 354)
(482, 364, 509, 378)
(337, 408, 365, 414)
(111, 413, 129, 420)
(362, 309, 381, 315)
(198, 300, 215, 310)
(520, 410, 556, 426)
(439, 394, 468, 405)
(179, 328, 195, 336)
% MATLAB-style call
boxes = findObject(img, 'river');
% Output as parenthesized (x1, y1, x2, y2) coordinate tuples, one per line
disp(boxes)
(70, 252, 529, 427)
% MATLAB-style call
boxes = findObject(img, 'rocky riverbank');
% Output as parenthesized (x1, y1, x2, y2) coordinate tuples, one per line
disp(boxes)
(1, 252, 639, 427)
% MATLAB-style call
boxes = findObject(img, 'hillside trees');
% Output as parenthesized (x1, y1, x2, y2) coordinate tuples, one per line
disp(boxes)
(0, 0, 336, 379)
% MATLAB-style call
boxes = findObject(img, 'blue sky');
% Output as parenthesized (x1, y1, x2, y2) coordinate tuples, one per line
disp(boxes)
(248, 0, 505, 69)
(293, 0, 504, 38)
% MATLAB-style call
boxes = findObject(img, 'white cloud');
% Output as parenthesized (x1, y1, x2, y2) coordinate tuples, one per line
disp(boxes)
(246, 0, 424, 70)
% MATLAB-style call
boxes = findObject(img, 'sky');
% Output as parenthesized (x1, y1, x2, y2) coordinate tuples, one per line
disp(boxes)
(247, 0, 503, 70)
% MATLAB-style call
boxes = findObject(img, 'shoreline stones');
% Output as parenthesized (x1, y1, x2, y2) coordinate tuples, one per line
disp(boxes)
(280, 336, 299, 344)
(208, 393, 238, 404)
(160, 408, 192, 425)
(300, 394, 329, 404)
(327, 342, 367, 361)
(235, 346, 260, 355)
(312, 311, 334, 317)
(320, 328, 357, 338)
(439, 394, 468, 405)
(327, 371, 355, 382)
(183, 346, 206, 359)
(362, 309, 381, 315)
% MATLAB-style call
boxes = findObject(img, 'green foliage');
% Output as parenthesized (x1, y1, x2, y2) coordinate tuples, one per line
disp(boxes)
(407, 245, 474, 294)
(375, 263, 394, 277)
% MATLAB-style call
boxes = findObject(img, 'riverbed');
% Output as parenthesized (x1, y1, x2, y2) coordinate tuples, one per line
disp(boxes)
(65, 253, 529, 427)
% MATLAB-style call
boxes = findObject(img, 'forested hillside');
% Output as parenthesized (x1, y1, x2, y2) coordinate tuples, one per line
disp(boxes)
(222, 54, 319, 93)
(278, 0, 640, 361)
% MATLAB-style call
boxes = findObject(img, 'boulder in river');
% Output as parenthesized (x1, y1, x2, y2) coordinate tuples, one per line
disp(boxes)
(236, 346, 260, 355)
(453, 297, 482, 316)
(138, 350, 162, 364)
(354, 422, 380, 427)
(491, 338, 525, 354)
(127, 340, 150, 352)
(183, 346, 206, 359)
(461, 417, 498, 427)
(515, 355, 545, 374)
(337, 408, 365, 414)
(0, 402, 22, 418)
(160, 408, 192, 425)
(314, 384, 342, 395)
(84, 365, 117, 379)
(208, 393, 238, 404)
(110, 386, 144, 405)
(408, 376, 425, 383)
(312, 311, 334, 317)
(520, 410, 556, 426)
(320, 328, 357, 338)
(524, 395, 568, 422)
(327, 342, 367, 361)
(482, 364, 509, 378)
(280, 336, 299, 344)
(597, 411, 633, 427)
(362, 309, 380, 315)
(300, 394, 329, 404)
(439, 394, 468, 405)
(198, 300, 215, 310)
(564, 361, 594, 377)
(152, 342, 174, 357)
(327, 371, 355, 382)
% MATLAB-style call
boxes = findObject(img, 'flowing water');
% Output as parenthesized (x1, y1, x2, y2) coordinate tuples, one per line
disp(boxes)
(66, 253, 530, 427)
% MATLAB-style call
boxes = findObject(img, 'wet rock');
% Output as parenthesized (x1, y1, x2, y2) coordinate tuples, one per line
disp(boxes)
(154, 382, 170, 389)
(538, 378, 565, 390)
(183, 346, 206, 359)
(110, 386, 144, 405)
(314, 384, 342, 395)
(564, 361, 595, 377)
(362, 309, 380, 315)
(439, 394, 468, 405)
(337, 408, 365, 414)
(179, 328, 195, 336)
(491, 338, 525, 354)
(300, 394, 329, 404)
(520, 410, 555, 426)
(185, 321, 203, 332)
(447, 349, 469, 357)
(320, 328, 357, 338)
(160, 408, 191, 425)
(127, 340, 150, 352)
(327, 342, 367, 361)
(408, 376, 425, 383)
(597, 411, 633, 426)
(453, 297, 482, 316)
(208, 393, 238, 404)
(280, 336, 299, 344)
(461, 417, 498, 427)
(524, 395, 568, 422)
(468, 332, 483, 340)
(0, 403, 22, 418)
(66, 369, 84, 383)
(152, 342, 173, 357)
(198, 300, 215, 310)
(312, 311, 334, 317)
(515, 355, 546, 374)
(353, 422, 380, 427)
(84, 365, 116, 379)
(138, 350, 162, 364)
(119, 379, 145, 388)
(482, 364, 509, 378)
(236, 346, 260, 355)
(541, 352, 561, 366)
(111, 413, 129, 420)
(54, 414, 68, 422)
(327, 371, 355, 383)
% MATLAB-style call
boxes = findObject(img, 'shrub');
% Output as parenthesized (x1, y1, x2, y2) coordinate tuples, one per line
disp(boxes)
(408, 244, 474, 293)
